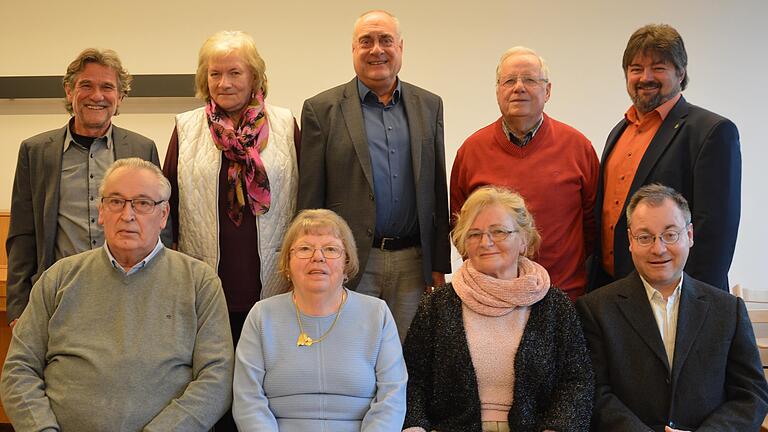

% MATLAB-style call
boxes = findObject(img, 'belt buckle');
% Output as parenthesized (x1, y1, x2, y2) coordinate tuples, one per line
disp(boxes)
(380, 237, 394, 251)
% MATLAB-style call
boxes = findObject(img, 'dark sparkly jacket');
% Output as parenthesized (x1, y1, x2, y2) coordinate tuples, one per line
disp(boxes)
(402, 284, 594, 432)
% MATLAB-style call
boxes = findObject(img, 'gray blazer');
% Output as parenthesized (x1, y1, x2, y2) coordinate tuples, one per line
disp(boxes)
(297, 78, 451, 287)
(576, 272, 768, 431)
(5, 124, 166, 322)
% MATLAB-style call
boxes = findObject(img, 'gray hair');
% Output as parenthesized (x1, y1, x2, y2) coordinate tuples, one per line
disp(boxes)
(496, 46, 550, 83)
(353, 10, 402, 41)
(99, 158, 171, 202)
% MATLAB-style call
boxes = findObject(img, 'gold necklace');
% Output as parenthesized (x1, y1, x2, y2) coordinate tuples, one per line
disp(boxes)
(293, 289, 347, 347)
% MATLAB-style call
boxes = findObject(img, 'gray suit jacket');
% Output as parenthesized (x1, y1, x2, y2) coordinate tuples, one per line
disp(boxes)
(576, 272, 768, 431)
(298, 78, 451, 287)
(5, 124, 167, 322)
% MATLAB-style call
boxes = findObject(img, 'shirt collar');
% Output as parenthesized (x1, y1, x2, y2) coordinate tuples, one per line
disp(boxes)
(103, 238, 164, 276)
(357, 77, 402, 105)
(640, 272, 683, 303)
(502, 115, 544, 146)
(64, 117, 114, 152)
(625, 93, 682, 125)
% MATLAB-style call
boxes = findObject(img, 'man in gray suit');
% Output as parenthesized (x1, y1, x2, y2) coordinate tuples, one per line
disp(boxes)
(6, 48, 165, 326)
(298, 10, 451, 340)
(576, 184, 767, 431)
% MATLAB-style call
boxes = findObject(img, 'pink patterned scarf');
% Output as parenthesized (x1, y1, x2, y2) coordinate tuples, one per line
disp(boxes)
(206, 91, 270, 226)
(453, 257, 550, 316)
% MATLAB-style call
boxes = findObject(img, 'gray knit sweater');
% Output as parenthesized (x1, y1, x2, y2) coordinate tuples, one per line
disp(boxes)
(0, 247, 234, 432)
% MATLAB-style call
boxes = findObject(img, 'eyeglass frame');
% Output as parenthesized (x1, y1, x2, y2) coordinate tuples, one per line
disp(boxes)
(290, 245, 346, 260)
(465, 227, 519, 244)
(498, 75, 549, 89)
(100, 196, 166, 214)
(628, 223, 691, 247)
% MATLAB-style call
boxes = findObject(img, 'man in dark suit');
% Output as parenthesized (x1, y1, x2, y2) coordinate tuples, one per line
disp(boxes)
(6, 48, 165, 325)
(298, 10, 451, 340)
(577, 184, 767, 432)
(591, 23, 741, 292)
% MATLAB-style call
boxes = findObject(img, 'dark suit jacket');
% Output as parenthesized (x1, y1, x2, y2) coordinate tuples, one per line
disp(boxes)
(403, 285, 593, 432)
(297, 78, 451, 287)
(5, 124, 165, 322)
(576, 272, 768, 431)
(590, 96, 741, 291)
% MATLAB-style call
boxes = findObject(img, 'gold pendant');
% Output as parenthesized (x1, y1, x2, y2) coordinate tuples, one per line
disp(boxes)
(297, 332, 314, 347)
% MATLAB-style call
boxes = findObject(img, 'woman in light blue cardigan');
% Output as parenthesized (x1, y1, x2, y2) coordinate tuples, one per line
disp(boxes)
(233, 209, 407, 431)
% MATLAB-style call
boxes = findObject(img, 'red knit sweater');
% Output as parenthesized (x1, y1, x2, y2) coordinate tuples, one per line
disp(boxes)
(450, 115, 599, 299)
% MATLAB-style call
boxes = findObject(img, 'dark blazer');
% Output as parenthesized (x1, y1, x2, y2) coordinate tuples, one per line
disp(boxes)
(297, 78, 451, 287)
(5, 124, 165, 322)
(403, 285, 594, 432)
(590, 96, 741, 291)
(576, 272, 768, 432)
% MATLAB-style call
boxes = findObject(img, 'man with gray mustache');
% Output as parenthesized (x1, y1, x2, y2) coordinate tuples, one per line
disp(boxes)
(589, 24, 741, 293)
(5, 48, 169, 327)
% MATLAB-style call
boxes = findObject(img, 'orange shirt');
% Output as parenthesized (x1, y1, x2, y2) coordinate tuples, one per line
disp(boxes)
(601, 94, 681, 275)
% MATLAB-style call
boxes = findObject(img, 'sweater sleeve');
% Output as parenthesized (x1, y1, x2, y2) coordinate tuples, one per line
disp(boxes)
(0, 270, 61, 430)
(537, 289, 595, 432)
(361, 303, 408, 431)
(232, 305, 280, 431)
(580, 139, 600, 258)
(144, 271, 234, 431)
(401, 294, 436, 431)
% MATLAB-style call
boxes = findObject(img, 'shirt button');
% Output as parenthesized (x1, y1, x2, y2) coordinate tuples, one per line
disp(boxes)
(91, 240, 97, 245)
(609, 224, 614, 230)
(619, 175, 625, 180)
(90, 154, 94, 159)
(387, 126, 393, 130)
(614, 200, 619, 205)
(90, 174, 94, 179)
(627, 152, 632, 157)
(390, 149, 395, 154)
(91, 218, 95, 223)
(89, 196, 94, 201)
(609, 250, 614, 255)
(393, 174, 398, 178)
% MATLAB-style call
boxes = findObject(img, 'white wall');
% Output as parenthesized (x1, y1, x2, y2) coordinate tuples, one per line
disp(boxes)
(1, 0, 766, 288)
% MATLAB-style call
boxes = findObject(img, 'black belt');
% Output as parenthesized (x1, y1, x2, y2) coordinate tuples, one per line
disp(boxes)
(373, 234, 420, 251)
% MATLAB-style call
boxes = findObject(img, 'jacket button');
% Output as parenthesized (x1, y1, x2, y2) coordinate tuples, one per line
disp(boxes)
(366, 229, 373, 237)
(369, 193, 374, 200)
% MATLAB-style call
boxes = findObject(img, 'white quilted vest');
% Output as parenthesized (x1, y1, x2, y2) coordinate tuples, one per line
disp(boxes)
(175, 105, 297, 299)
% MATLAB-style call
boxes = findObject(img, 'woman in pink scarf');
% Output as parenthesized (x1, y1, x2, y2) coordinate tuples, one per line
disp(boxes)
(402, 186, 593, 432)
(163, 30, 299, 431)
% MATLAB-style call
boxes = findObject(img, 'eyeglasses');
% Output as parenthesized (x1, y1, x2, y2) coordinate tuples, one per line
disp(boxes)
(499, 75, 548, 89)
(466, 228, 518, 244)
(629, 225, 690, 247)
(101, 197, 165, 214)
(291, 245, 345, 259)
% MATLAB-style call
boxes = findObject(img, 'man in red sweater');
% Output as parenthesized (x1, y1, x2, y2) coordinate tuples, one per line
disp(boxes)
(450, 46, 599, 299)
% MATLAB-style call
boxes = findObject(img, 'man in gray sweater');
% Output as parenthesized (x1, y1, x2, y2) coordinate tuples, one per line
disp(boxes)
(0, 158, 234, 431)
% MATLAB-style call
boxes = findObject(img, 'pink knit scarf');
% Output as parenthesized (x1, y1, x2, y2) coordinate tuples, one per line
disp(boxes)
(453, 257, 550, 316)
(206, 91, 270, 226)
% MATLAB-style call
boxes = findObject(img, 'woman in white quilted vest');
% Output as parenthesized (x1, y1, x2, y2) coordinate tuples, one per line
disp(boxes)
(162, 30, 298, 430)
